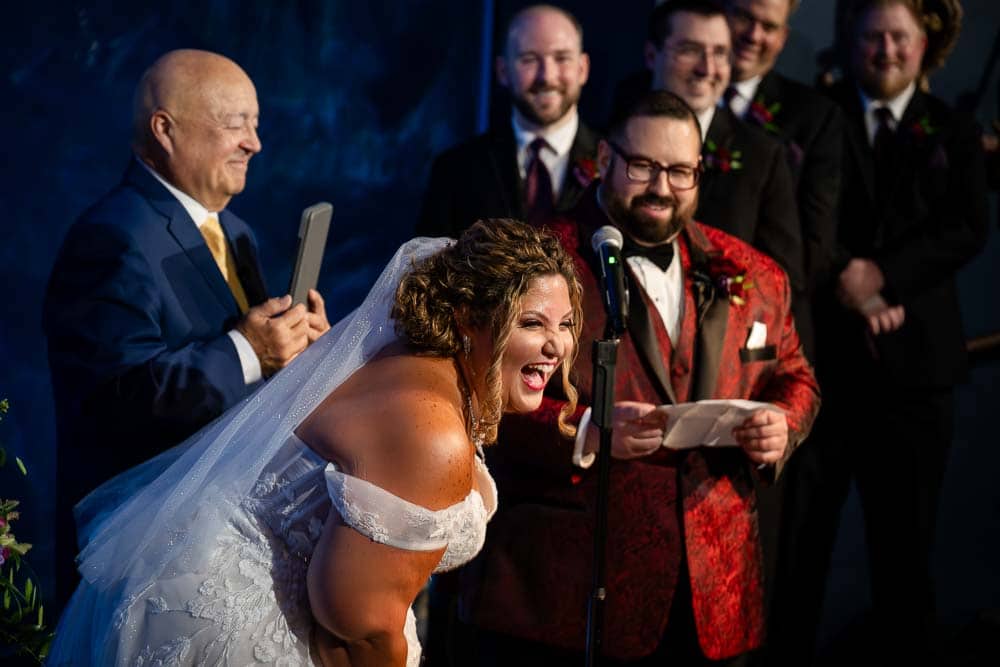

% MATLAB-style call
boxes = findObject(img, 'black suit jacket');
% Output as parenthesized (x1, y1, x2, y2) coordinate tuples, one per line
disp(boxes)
(817, 81, 989, 388)
(698, 106, 809, 357)
(698, 106, 805, 296)
(415, 120, 600, 237)
(743, 71, 844, 295)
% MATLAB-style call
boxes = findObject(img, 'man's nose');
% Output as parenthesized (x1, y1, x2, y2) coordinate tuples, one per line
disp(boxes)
(535, 56, 557, 85)
(649, 169, 672, 195)
(243, 125, 262, 154)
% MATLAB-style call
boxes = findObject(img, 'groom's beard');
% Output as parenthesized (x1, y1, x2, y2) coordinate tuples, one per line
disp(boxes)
(605, 188, 696, 245)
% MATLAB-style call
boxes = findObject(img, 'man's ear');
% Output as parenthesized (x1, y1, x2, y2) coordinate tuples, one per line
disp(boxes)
(597, 139, 612, 179)
(578, 51, 591, 87)
(149, 110, 175, 156)
(644, 40, 660, 72)
(495, 55, 509, 88)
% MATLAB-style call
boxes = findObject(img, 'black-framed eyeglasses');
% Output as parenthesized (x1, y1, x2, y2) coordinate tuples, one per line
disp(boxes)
(606, 140, 701, 190)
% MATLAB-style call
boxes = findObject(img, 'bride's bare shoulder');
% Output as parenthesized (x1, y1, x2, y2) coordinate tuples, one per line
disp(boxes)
(299, 352, 474, 509)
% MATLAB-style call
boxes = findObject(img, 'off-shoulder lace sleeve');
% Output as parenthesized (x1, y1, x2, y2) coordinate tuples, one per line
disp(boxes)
(325, 463, 463, 551)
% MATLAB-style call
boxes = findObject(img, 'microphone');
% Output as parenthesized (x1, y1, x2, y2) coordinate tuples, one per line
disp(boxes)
(591, 226, 630, 337)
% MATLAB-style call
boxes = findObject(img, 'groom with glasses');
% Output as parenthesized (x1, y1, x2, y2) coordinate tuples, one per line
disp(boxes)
(458, 89, 819, 667)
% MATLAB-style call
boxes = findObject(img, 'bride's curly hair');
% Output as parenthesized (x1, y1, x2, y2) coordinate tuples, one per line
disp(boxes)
(392, 219, 583, 445)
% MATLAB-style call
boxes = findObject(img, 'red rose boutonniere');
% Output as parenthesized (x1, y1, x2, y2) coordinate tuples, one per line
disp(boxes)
(905, 114, 948, 168)
(573, 157, 600, 187)
(690, 250, 754, 322)
(908, 114, 937, 142)
(703, 139, 742, 172)
(749, 96, 781, 134)
(708, 254, 754, 306)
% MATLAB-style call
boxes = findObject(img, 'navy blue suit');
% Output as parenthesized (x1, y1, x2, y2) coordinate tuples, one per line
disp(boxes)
(44, 158, 268, 604)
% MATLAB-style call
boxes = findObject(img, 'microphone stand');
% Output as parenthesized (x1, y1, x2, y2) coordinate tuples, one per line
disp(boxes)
(585, 224, 629, 666)
(585, 326, 620, 667)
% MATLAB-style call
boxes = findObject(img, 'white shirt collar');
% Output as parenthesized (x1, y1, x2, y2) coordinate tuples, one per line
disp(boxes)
(729, 75, 763, 118)
(860, 80, 917, 145)
(138, 156, 214, 227)
(511, 108, 579, 158)
(696, 106, 716, 141)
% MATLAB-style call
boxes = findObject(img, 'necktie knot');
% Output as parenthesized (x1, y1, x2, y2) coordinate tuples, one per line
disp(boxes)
(528, 136, 550, 157)
(623, 238, 675, 272)
(874, 106, 894, 128)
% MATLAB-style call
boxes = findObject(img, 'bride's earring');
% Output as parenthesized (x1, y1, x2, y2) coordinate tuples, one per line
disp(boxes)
(462, 334, 471, 359)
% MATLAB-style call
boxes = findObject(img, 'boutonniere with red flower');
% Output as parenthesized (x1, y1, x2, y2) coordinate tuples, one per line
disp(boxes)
(703, 139, 742, 172)
(748, 96, 781, 134)
(904, 113, 948, 168)
(908, 114, 937, 143)
(689, 250, 755, 323)
(708, 253, 755, 306)
(572, 157, 600, 187)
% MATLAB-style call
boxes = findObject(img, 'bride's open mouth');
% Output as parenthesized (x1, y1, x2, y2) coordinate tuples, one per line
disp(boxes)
(521, 362, 557, 392)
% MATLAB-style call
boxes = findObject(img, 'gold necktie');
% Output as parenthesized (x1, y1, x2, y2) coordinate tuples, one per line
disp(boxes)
(200, 215, 250, 313)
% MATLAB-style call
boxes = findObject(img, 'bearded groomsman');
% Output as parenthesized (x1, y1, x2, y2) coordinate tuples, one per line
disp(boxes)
(417, 4, 599, 236)
(769, 1, 988, 663)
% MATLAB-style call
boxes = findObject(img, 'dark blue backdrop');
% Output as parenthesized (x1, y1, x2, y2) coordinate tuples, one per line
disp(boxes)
(1, 0, 998, 657)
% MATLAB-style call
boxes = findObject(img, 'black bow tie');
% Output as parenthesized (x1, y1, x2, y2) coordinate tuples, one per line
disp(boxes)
(622, 238, 675, 271)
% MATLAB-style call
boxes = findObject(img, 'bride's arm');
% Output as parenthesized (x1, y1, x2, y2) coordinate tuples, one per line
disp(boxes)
(307, 516, 444, 666)
(307, 387, 474, 666)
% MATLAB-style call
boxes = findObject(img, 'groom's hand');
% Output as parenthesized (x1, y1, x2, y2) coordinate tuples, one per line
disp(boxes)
(583, 401, 668, 460)
(733, 409, 788, 465)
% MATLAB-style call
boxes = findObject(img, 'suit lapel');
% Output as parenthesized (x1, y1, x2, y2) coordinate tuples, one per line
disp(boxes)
(167, 210, 242, 314)
(840, 89, 877, 203)
(700, 109, 737, 203)
(625, 265, 677, 405)
(220, 212, 267, 306)
(556, 123, 599, 212)
(125, 160, 243, 315)
(746, 71, 781, 129)
(684, 227, 729, 401)
(487, 125, 526, 220)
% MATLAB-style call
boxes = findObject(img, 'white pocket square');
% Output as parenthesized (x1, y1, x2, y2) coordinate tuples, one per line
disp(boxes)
(745, 321, 767, 349)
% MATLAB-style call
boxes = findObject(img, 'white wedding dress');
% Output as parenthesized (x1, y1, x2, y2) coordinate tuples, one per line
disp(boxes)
(47, 237, 495, 666)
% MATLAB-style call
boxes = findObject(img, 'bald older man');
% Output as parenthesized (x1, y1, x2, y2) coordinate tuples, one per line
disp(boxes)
(44, 49, 329, 606)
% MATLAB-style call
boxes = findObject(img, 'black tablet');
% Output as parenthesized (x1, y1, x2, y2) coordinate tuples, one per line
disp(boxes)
(289, 202, 333, 305)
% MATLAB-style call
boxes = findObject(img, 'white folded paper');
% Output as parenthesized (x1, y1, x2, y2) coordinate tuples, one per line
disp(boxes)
(659, 399, 784, 450)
